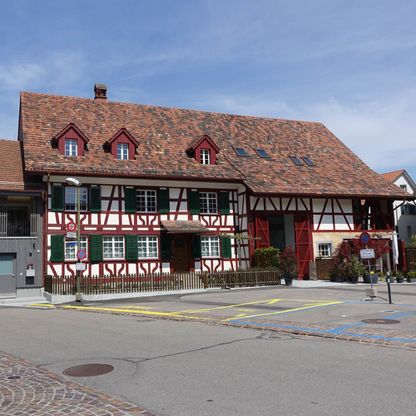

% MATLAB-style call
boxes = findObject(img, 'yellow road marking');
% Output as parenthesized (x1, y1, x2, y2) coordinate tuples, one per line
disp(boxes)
(267, 299, 281, 305)
(61, 305, 212, 320)
(222, 301, 343, 321)
(177, 298, 283, 314)
(30, 303, 55, 308)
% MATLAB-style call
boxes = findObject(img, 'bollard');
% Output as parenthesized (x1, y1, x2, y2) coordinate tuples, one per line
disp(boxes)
(386, 272, 392, 304)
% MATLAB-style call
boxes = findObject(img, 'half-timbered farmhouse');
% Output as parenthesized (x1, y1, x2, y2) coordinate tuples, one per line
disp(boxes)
(16, 85, 408, 283)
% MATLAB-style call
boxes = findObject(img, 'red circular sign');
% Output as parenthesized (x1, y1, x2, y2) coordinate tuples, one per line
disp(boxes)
(66, 221, 77, 232)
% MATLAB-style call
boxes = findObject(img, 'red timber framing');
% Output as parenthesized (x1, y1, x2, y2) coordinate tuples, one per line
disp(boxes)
(46, 182, 240, 277)
(294, 213, 313, 279)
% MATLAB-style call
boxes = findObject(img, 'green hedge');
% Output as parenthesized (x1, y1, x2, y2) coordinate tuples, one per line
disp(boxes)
(253, 247, 280, 269)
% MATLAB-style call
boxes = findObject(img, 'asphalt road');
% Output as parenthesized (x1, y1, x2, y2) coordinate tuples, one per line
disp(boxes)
(1, 298, 416, 416)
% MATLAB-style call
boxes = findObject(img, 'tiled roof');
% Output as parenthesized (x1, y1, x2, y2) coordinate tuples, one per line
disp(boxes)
(0, 139, 42, 192)
(19, 91, 407, 198)
(381, 170, 406, 183)
(0, 140, 25, 191)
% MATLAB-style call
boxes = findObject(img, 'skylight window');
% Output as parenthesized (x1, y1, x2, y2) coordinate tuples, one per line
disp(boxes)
(234, 147, 249, 157)
(289, 156, 303, 166)
(302, 156, 314, 166)
(255, 148, 270, 158)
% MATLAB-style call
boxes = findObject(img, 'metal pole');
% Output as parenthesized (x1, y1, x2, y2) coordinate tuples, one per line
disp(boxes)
(386, 271, 392, 304)
(75, 185, 82, 302)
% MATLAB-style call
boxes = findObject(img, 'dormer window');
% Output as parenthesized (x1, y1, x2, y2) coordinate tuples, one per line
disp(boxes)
(104, 128, 138, 160)
(200, 149, 211, 165)
(186, 135, 220, 165)
(117, 143, 129, 160)
(51, 123, 89, 156)
(65, 139, 78, 157)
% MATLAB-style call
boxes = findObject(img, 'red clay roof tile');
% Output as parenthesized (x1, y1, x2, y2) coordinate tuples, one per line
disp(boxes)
(19, 91, 407, 198)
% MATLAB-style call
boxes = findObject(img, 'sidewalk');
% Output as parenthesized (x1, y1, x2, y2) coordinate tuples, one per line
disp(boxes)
(0, 351, 156, 416)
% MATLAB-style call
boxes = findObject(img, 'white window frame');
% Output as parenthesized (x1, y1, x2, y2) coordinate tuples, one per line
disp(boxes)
(65, 139, 78, 157)
(64, 187, 88, 211)
(117, 143, 129, 160)
(103, 236, 125, 260)
(199, 192, 217, 214)
(200, 149, 211, 165)
(65, 237, 88, 261)
(318, 242, 332, 258)
(201, 236, 220, 258)
(136, 190, 157, 212)
(137, 236, 158, 259)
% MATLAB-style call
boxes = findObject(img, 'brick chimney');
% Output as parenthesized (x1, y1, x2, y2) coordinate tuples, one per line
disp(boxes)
(94, 83, 107, 99)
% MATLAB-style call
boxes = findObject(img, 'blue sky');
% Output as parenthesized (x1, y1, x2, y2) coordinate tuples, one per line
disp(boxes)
(1, 0, 415, 179)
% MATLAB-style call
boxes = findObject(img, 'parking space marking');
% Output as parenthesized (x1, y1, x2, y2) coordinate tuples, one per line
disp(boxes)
(221, 301, 343, 321)
(61, 305, 213, 320)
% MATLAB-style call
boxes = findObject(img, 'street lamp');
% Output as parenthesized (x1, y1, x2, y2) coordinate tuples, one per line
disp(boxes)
(65, 177, 82, 302)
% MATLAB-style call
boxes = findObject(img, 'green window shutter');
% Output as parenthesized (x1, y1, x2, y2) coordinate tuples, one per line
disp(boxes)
(125, 235, 138, 261)
(50, 235, 64, 262)
(124, 187, 136, 213)
(219, 192, 230, 214)
(51, 185, 64, 212)
(160, 233, 172, 262)
(158, 189, 170, 214)
(221, 236, 232, 259)
(191, 235, 201, 259)
(89, 186, 101, 212)
(189, 191, 200, 215)
(90, 235, 103, 262)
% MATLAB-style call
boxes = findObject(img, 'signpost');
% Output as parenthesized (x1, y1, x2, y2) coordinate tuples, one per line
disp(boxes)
(360, 249, 375, 260)
(66, 221, 77, 232)
(77, 249, 86, 261)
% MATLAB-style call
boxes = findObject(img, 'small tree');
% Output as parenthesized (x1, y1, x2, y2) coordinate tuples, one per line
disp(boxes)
(280, 246, 297, 278)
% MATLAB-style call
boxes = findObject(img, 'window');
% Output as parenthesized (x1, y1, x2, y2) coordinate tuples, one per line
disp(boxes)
(137, 236, 158, 258)
(65, 237, 87, 260)
(136, 190, 157, 212)
(65, 139, 78, 157)
(201, 236, 220, 258)
(234, 147, 249, 157)
(64, 187, 88, 211)
(200, 149, 211, 165)
(255, 148, 270, 158)
(103, 236, 124, 259)
(318, 243, 332, 258)
(117, 143, 129, 160)
(302, 156, 314, 166)
(401, 204, 416, 215)
(200, 192, 217, 214)
(289, 156, 303, 166)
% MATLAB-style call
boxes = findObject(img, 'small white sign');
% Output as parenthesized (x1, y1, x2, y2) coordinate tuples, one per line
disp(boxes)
(26, 269, 35, 277)
(360, 248, 375, 259)
(66, 231, 77, 239)
(75, 262, 86, 271)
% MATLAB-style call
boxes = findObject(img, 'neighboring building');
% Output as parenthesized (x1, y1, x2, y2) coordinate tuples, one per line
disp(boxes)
(382, 169, 416, 243)
(15, 85, 407, 284)
(0, 140, 43, 298)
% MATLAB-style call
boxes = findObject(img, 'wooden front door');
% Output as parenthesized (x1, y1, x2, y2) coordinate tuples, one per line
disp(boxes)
(172, 236, 191, 272)
(294, 214, 313, 280)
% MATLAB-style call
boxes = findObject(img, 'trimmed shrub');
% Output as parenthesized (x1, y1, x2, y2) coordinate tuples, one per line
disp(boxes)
(253, 247, 280, 269)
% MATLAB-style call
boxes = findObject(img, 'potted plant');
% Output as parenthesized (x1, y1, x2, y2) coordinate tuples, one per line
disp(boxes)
(396, 272, 404, 283)
(280, 246, 297, 286)
(406, 271, 416, 283)
(346, 255, 366, 284)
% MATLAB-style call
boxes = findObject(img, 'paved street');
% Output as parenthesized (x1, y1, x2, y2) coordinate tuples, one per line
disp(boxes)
(1, 284, 416, 415)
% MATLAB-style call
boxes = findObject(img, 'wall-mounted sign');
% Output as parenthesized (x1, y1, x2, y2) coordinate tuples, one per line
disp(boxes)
(360, 248, 375, 259)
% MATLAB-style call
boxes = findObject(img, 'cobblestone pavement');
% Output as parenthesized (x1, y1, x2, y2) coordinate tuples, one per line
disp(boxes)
(0, 352, 156, 416)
